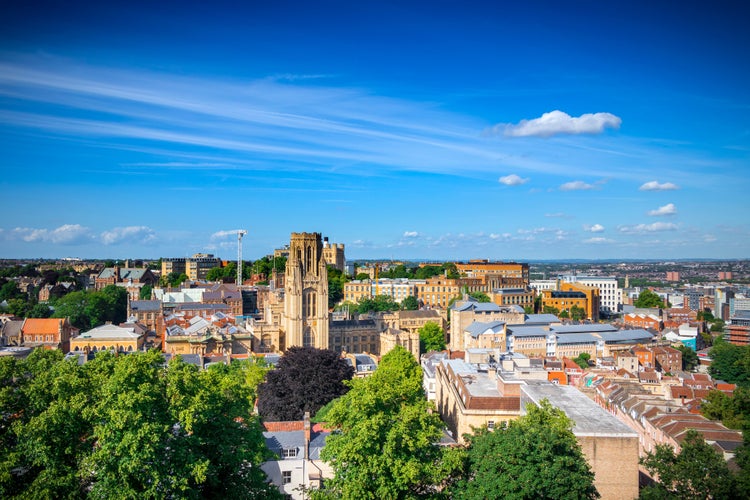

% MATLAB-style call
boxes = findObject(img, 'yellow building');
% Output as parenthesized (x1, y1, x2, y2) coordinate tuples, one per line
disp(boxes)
(541, 281, 600, 321)
(415, 277, 484, 309)
(559, 281, 600, 321)
(70, 323, 145, 353)
(490, 287, 534, 309)
(455, 260, 530, 288)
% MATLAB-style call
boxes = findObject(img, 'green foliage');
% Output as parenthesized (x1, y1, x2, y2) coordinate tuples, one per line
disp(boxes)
(139, 284, 153, 300)
(52, 285, 127, 331)
(468, 291, 490, 303)
(27, 303, 52, 318)
(401, 295, 419, 311)
(559, 309, 570, 319)
(640, 430, 736, 499)
(316, 346, 461, 499)
(0, 350, 279, 499)
(634, 289, 666, 309)
(570, 305, 586, 321)
(419, 322, 445, 353)
(162, 272, 189, 287)
(257, 347, 354, 421)
(675, 344, 698, 371)
(327, 265, 347, 308)
(711, 319, 726, 332)
(356, 294, 400, 314)
(573, 352, 591, 369)
(543, 305, 560, 315)
(355, 272, 370, 280)
(451, 400, 599, 500)
(0, 281, 23, 302)
(709, 339, 750, 387)
(701, 388, 750, 430)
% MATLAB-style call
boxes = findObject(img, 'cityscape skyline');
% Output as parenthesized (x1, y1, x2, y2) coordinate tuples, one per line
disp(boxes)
(1, 1, 748, 260)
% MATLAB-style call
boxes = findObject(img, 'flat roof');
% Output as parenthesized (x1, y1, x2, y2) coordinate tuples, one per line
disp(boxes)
(521, 382, 638, 437)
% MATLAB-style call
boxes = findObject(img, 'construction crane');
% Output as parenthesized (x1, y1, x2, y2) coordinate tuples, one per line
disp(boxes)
(235, 230, 248, 286)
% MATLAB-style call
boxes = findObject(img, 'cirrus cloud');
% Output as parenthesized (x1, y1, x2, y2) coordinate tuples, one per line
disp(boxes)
(639, 180, 679, 191)
(10, 224, 94, 245)
(618, 222, 678, 233)
(491, 110, 621, 138)
(648, 203, 677, 216)
(498, 174, 529, 186)
(101, 226, 157, 245)
(584, 237, 614, 244)
(560, 180, 596, 191)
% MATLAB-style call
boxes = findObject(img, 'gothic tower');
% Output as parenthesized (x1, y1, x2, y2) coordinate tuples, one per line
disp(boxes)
(283, 232, 329, 350)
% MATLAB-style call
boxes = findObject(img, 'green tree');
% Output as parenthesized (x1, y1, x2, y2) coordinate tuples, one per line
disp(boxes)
(139, 284, 153, 300)
(570, 305, 586, 321)
(419, 321, 446, 353)
(709, 339, 750, 387)
(640, 430, 735, 499)
(634, 289, 666, 309)
(711, 319, 726, 333)
(468, 291, 490, 303)
(675, 344, 698, 371)
(356, 294, 400, 314)
(559, 309, 570, 319)
(573, 352, 591, 369)
(327, 266, 347, 308)
(543, 305, 560, 315)
(701, 387, 750, 431)
(27, 303, 52, 318)
(0, 281, 23, 302)
(355, 273, 370, 281)
(451, 400, 599, 500)
(401, 295, 419, 311)
(316, 346, 462, 499)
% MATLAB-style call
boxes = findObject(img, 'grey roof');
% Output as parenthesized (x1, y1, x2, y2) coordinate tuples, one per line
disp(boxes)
(552, 324, 617, 334)
(507, 326, 549, 338)
(524, 313, 560, 325)
(399, 309, 441, 319)
(129, 300, 161, 312)
(98, 267, 151, 280)
(522, 382, 637, 437)
(555, 333, 598, 344)
(263, 430, 330, 460)
(1, 320, 24, 339)
(598, 329, 654, 343)
(175, 303, 230, 311)
(465, 320, 505, 338)
(451, 301, 502, 312)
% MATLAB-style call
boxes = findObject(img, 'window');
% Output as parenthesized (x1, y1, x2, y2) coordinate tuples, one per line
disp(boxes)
(282, 470, 292, 484)
(487, 420, 495, 430)
(282, 448, 297, 458)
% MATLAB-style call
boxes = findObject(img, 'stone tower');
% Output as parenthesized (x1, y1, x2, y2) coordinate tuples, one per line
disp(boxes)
(283, 232, 329, 350)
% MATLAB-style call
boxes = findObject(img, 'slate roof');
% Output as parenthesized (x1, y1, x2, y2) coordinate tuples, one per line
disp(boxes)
(465, 320, 505, 338)
(399, 309, 441, 319)
(77, 324, 142, 340)
(451, 301, 502, 312)
(263, 429, 330, 460)
(129, 300, 161, 312)
(552, 324, 617, 334)
(98, 267, 150, 280)
(523, 313, 560, 325)
(507, 326, 549, 338)
(598, 329, 653, 343)
(555, 333, 598, 345)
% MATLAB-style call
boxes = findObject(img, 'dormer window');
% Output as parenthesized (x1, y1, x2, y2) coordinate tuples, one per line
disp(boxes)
(282, 448, 297, 458)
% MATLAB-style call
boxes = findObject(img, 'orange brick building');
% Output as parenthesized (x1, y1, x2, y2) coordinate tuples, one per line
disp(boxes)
(21, 318, 76, 353)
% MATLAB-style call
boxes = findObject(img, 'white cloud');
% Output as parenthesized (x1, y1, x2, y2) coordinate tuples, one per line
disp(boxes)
(403, 231, 419, 238)
(10, 224, 93, 245)
(584, 224, 605, 233)
(560, 180, 596, 191)
(493, 110, 621, 138)
(545, 212, 571, 218)
(619, 222, 678, 233)
(584, 237, 614, 244)
(210, 229, 246, 239)
(101, 226, 156, 245)
(498, 174, 529, 186)
(648, 203, 677, 216)
(639, 180, 679, 191)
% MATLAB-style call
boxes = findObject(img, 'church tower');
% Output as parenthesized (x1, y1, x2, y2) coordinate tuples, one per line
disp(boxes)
(283, 232, 329, 350)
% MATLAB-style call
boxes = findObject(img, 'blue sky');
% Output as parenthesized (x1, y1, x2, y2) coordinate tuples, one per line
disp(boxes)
(1, 0, 748, 261)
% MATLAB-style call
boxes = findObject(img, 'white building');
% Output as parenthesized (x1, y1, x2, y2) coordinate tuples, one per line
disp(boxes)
(559, 275, 622, 316)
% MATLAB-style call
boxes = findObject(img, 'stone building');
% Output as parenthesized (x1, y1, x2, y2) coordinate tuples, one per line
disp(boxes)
(70, 323, 145, 353)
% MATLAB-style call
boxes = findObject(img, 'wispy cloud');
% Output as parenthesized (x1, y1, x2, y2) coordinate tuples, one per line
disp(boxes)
(403, 231, 419, 238)
(560, 180, 596, 191)
(648, 203, 677, 216)
(9, 224, 94, 245)
(618, 222, 678, 233)
(639, 180, 679, 191)
(583, 224, 605, 233)
(498, 174, 529, 186)
(584, 237, 614, 244)
(489, 110, 621, 138)
(101, 226, 156, 245)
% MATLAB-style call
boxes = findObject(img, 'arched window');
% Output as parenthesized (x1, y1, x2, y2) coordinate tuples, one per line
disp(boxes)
(303, 327, 314, 348)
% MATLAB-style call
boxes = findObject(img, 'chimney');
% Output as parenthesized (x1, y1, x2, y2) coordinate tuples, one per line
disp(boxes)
(303, 411, 311, 460)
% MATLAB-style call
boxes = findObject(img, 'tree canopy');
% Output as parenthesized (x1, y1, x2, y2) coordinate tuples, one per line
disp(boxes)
(51, 285, 128, 331)
(640, 430, 737, 499)
(315, 346, 462, 499)
(451, 400, 599, 500)
(257, 347, 354, 421)
(675, 344, 698, 371)
(327, 266, 347, 308)
(467, 291, 490, 303)
(419, 321, 446, 353)
(634, 289, 666, 309)
(356, 294, 400, 314)
(709, 338, 750, 387)
(0, 349, 280, 499)
(401, 295, 419, 311)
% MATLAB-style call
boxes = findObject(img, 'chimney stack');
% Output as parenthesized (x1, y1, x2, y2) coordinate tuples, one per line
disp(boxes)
(303, 411, 311, 460)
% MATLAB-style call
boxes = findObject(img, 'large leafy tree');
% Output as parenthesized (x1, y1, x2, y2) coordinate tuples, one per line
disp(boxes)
(640, 430, 736, 499)
(451, 400, 598, 500)
(51, 285, 128, 331)
(327, 266, 347, 308)
(709, 338, 750, 387)
(0, 350, 279, 499)
(401, 295, 419, 311)
(675, 344, 698, 371)
(257, 347, 354, 421)
(356, 294, 400, 314)
(634, 289, 666, 309)
(419, 321, 446, 353)
(315, 346, 463, 499)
